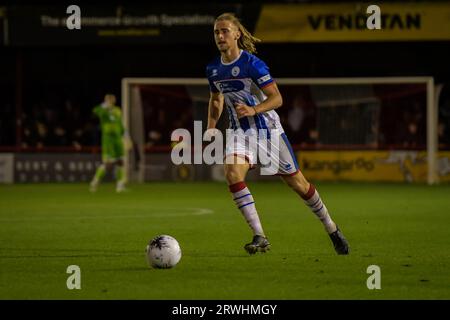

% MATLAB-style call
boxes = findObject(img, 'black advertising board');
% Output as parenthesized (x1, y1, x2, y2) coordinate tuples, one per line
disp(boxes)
(7, 4, 255, 46)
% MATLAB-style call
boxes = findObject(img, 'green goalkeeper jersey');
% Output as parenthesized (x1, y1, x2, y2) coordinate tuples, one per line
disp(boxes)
(93, 104, 124, 139)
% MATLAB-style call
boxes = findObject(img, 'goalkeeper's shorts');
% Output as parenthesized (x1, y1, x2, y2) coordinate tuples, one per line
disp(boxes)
(102, 138, 124, 162)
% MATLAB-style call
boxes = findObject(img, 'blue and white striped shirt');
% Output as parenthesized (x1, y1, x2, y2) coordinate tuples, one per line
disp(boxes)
(206, 50, 284, 134)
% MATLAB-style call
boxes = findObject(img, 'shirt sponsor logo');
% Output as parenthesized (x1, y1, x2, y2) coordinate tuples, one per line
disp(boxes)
(216, 80, 245, 93)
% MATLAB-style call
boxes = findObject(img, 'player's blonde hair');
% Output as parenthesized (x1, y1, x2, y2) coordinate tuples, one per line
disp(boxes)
(215, 13, 261, 54)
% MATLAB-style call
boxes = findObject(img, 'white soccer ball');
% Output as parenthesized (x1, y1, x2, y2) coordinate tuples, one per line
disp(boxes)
(146, 235, 182, 269)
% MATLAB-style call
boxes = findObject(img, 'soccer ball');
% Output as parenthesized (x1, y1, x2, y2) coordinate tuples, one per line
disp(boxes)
(146, 235, 182, 269)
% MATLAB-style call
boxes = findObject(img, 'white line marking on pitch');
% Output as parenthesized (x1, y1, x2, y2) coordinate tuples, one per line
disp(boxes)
(0, 208, 214, 221)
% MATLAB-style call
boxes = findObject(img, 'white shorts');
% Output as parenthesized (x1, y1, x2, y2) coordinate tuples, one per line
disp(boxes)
(224, 130, 300, 176)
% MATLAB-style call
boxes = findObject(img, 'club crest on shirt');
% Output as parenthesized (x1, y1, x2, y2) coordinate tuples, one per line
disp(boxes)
(231, 66, 240, 77)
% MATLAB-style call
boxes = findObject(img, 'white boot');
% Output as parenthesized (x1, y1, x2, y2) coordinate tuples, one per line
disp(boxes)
(89, 179, 98, 193)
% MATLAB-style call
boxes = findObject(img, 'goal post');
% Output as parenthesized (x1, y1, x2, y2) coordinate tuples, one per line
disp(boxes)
(121, 77, 437, 184)
(121, 78, 208, 183)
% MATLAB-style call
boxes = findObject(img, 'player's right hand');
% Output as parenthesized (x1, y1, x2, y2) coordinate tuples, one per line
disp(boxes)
(235, 103, 257, 118)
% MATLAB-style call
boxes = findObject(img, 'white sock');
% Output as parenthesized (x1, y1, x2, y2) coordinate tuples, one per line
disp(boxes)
(229, 182, 264, 237)
(116, 180, 125, 190)
(303, 184, 337, 234)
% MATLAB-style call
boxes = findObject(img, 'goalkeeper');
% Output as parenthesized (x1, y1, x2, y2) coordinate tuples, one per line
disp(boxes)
(90, 94, 128, 193)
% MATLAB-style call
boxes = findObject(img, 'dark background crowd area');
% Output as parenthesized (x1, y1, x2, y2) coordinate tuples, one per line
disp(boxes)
(1, 0, 450, 151)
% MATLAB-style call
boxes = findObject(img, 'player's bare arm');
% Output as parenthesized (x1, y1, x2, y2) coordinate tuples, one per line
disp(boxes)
(207, 91, 224, 129)
(235, 83, 282, 119)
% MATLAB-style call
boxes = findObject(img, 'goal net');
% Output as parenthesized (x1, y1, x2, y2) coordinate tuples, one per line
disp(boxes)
(122, 77, 437, 184)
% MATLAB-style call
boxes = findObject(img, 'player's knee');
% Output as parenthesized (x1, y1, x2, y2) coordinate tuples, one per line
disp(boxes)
(224, 166, 242, 184)
(285, 173, 310, 195)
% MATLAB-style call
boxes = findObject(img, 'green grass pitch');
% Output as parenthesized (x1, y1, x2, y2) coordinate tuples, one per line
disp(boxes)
(0, 182, 449, 299)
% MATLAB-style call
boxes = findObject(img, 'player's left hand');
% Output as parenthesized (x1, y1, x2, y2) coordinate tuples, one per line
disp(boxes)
(123, 135, 133, 151)
(235, 103, 257, 119)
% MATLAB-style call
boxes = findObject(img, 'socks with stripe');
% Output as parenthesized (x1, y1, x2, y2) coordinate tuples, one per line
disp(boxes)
(229, 182, 265, 237)
(301, 184, 337, 234)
